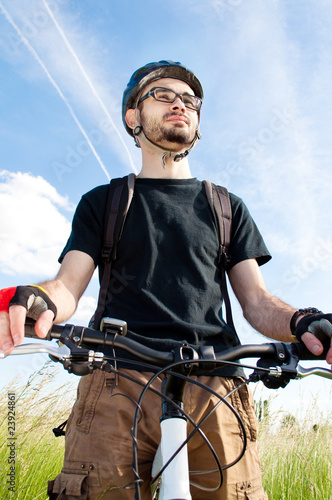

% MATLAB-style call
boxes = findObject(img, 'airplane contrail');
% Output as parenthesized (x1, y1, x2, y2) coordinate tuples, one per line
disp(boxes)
(0, 1, 111, 182)
(42, 0, 138, 174)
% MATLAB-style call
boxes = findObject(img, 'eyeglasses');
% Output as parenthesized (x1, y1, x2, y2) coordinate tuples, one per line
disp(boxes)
(138, 87, 202, 111)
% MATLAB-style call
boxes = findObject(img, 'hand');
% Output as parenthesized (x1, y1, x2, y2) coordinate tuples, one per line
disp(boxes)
(293, 313, 332, 365)
(0, 286, 57, 354)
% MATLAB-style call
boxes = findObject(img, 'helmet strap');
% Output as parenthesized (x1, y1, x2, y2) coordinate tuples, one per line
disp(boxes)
(173, 130, 201, 162)
(133, 125, 143, 148)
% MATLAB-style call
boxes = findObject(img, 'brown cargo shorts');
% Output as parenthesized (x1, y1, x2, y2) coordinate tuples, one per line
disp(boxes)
(48, 368, 268, 499)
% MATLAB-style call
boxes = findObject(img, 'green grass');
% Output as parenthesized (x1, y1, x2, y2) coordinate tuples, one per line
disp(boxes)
(1, 367, 331, 500)
(0, 361, 76, 499)
(257, 396, 332, 500)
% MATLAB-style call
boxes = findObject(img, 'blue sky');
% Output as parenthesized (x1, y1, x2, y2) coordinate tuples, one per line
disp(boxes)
(0, 0, 331, 418)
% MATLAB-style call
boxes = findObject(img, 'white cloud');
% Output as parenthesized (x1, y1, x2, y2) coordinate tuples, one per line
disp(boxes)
(0, 170, 73, 277)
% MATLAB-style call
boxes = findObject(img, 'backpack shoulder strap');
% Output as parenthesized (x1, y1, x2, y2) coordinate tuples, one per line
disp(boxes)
(93, 173, 135, 328)
(203, 180, 235, 332)
(203, 181, 232, 269)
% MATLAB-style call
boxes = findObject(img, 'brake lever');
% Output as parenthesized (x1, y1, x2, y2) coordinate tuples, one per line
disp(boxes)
(296, 365, 332, 380)
(0, 342, 71, 360)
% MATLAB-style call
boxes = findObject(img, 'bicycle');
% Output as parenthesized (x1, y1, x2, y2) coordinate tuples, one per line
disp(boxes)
(1, 317, 332, 500)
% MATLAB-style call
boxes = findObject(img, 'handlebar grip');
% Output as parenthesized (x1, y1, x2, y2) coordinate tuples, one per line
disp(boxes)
(290, 341, 328, 361)
(24, 318, 53, 341)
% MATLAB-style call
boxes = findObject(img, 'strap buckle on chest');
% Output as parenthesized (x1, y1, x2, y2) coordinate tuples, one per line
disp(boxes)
(101, 245, 113, 263)
(219, 245, 232, 270)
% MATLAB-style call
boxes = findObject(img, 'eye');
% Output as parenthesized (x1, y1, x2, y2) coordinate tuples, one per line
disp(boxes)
(183, 95, 195, 106)
(155, 89, 174, 101)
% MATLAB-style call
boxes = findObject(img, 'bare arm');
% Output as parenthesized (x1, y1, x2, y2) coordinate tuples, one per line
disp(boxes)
(228, 259, 332, 364)
(1, 250, 95, 352)
(228, 259, 295, 342)
(46, 250, 96, 324)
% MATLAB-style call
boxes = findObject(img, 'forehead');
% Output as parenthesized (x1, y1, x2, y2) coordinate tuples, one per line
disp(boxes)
(142, 78, 195, 96)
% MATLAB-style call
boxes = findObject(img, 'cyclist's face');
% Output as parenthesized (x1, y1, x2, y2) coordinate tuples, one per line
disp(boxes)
(137, 78, 198, 151)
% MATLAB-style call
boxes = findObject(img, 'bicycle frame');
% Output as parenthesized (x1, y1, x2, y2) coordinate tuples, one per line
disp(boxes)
(1, 319, 332, 500)
(151, 371, 192, 500)
(152, 416, 191, 499)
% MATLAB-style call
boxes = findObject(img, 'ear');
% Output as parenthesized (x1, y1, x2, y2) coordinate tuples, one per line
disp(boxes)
(125, 108, 136, 130)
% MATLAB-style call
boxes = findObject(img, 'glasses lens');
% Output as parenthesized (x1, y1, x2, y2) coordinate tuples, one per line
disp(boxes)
(154, 88, 200, 110)
(182, 95, 199, 109)
(154, 88, 176, 102)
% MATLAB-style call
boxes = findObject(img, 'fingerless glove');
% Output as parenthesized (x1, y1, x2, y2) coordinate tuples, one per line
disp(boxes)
(0, 285, 57, 319)
(291, 310, 332, 353)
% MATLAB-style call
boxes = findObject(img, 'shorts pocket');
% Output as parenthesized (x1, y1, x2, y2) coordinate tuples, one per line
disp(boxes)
(229, 379, 258, 442)
(236, 477, 268, 499)
(47, 471, 88, 499)
(74, 370, 107, 433)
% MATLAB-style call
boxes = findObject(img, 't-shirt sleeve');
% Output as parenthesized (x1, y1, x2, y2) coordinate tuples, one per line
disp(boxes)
(58, 184, 109, 266)
(228, 193, 271, 269)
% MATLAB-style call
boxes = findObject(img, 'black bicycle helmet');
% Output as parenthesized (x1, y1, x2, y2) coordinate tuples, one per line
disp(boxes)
(122, 60, 203, 136)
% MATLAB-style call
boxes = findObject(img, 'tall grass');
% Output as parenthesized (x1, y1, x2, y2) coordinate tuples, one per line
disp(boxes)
(0, 361, 77, 499)
(1, 367, 331, 500)
(257, 394, 332, 500)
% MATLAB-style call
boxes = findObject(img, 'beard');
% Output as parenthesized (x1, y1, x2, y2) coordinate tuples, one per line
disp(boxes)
(139, 110, 195, 148)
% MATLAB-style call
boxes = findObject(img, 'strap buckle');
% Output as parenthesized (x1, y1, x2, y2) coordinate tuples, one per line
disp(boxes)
(219, 246, 232, 270)
(101, 245, 113, 263)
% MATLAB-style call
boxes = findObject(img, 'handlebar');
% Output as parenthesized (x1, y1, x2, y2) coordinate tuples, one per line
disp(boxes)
(1, 318, 332, 384)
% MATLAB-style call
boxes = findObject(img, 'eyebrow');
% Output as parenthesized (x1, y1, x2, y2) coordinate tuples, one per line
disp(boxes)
(154, 86, 195, 96)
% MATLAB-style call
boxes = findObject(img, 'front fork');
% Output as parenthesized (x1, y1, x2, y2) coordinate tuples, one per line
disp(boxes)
(151, 373, 191, 500)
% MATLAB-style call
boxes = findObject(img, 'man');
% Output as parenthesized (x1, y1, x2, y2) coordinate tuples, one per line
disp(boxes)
(0, 60, 331, 499)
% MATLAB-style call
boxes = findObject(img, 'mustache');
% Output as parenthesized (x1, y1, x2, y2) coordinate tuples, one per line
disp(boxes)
(163, 112, 190, 124)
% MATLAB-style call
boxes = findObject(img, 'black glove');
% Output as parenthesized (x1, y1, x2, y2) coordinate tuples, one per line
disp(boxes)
(9, 285, 57, 320)
(292, 312, 332, 355)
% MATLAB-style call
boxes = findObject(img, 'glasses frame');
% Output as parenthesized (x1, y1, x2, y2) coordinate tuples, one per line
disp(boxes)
(138, 87, 202, 112)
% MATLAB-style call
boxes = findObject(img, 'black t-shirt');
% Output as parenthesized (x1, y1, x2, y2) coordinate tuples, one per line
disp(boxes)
(60, 178, 271, 376)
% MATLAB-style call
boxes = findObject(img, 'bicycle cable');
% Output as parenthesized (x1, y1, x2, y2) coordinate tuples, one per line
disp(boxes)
(94, 360, 220, 496)
(111, 356, 251, 498)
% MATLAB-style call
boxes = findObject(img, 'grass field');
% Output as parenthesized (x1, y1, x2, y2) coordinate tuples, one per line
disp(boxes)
(0, 362, 75, 499)
(258, 397, 332, 500)
(0, 362, 331, 499)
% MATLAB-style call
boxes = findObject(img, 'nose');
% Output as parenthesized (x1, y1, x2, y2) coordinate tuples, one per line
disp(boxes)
(170, 96, 186, 112)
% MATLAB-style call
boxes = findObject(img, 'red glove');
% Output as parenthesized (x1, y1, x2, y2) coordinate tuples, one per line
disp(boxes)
(0, 287, 17, 312)
(0, 286, 57, 319)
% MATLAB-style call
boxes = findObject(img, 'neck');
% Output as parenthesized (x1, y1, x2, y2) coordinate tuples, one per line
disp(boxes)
(137, 145, 193, 179)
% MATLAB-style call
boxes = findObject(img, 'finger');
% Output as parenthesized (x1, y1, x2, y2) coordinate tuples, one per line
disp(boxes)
(34, 309, 55, 338)
(0, 311, 15, 353)
(326, 339, 332, 366)
(301, 331, 324, 356)
(8, 305, 27, 347)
